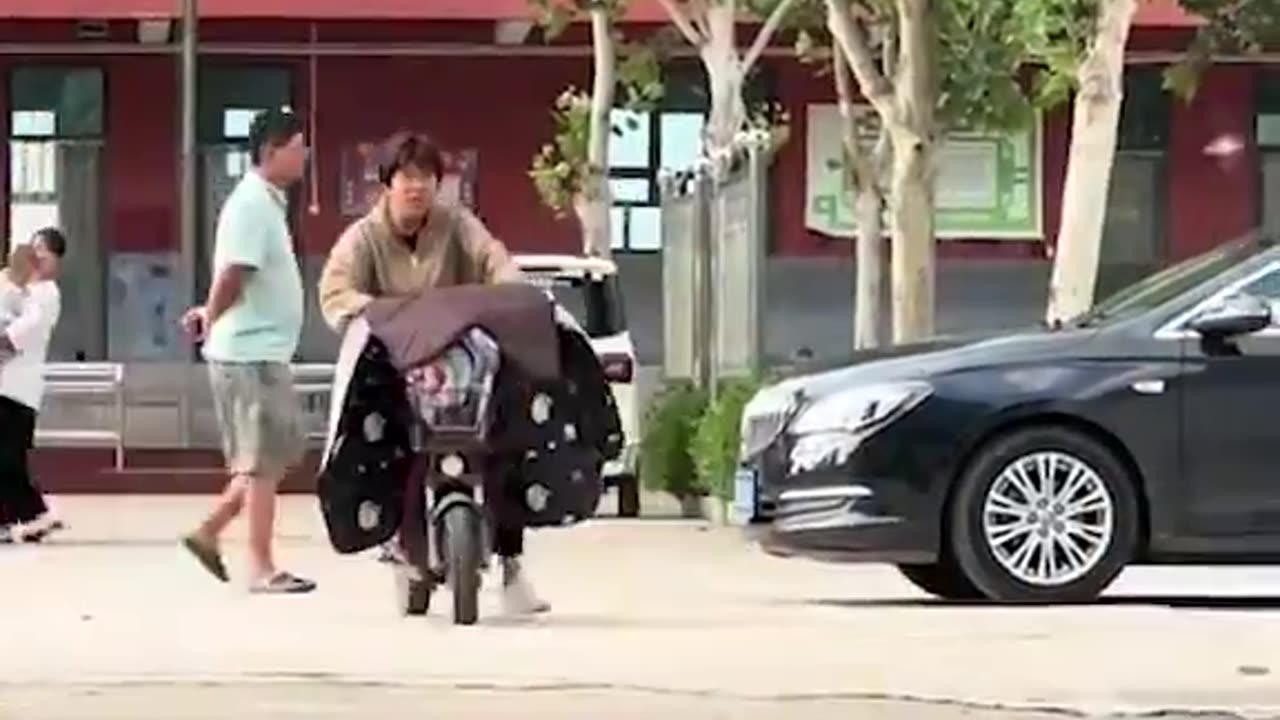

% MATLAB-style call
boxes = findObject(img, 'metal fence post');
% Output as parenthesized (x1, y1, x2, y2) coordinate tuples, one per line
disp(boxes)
(178, 0, 199, 448)
(697, 166, 716, 404)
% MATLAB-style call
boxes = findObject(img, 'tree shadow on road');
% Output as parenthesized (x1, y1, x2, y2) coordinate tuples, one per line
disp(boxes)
(792, 596, 1280, 611)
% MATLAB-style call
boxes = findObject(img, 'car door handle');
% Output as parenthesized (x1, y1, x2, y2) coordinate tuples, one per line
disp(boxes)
(1131, 379, 1166, 395)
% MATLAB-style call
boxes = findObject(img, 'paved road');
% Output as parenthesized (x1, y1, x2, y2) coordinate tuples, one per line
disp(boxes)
(4, 496, 1280, 719)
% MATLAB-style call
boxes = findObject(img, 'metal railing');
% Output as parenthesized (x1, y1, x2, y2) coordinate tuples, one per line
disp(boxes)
(35, 362, 126, 471)
(32, 362, 337, 466)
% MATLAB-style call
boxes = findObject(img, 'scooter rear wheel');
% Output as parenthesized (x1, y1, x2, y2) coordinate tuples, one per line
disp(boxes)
(444, 505, 482, 625)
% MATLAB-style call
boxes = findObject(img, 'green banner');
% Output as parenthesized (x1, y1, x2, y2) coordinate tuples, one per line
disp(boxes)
(805, 104, 1043, 240)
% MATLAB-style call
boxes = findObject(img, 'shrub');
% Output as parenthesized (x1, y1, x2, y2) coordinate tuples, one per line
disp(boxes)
(639, 380, 709, 498)
(691, 376, 764, 502)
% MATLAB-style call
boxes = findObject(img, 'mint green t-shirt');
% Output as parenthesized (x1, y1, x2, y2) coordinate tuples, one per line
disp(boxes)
(202, 171, 304, 364)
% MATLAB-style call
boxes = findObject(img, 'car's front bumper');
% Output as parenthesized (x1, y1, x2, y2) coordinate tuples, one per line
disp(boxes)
(735, 435, 942, 564)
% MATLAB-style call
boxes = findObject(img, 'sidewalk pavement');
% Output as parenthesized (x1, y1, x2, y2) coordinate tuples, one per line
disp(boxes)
(4, 496, 1280, 719)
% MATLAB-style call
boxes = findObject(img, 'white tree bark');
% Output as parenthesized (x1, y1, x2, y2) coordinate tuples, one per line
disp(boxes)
(886, 0, 936, 343)
(828, 0, 937, 343)
(581, 7, 616, 259)
(700, 1, 746, 153)
(1045, 0, 1139, 325)
(833, 39, 886, 349)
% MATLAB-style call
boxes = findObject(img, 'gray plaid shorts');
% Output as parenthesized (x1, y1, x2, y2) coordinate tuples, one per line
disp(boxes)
(208, 361, 304, 479)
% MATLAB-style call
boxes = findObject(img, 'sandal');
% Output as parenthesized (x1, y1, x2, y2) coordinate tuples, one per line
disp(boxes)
(250, 571, 317, 595)
(181, 534, 229, 582)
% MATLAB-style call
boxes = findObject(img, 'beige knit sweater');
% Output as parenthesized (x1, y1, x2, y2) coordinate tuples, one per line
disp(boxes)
(318, 194, 524, 332)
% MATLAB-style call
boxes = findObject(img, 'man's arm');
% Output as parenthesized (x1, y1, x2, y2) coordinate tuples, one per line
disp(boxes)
(183, 200, 266, 339)
(458, 209, 525, 284)
(318, 225, 376, 332)
(3, 282, 60, 354)
(204, 264, 251, 327)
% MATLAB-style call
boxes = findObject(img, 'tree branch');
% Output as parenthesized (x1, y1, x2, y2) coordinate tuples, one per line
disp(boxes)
(655, 0, 706, 46)
(826, 0, 894, 118)
(741, 0, 800, 75)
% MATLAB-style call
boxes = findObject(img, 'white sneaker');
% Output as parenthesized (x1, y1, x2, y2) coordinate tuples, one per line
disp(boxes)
(500, 558, 551, 616)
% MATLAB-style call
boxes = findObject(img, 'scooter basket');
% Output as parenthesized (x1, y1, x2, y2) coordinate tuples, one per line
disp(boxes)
(402, 327, 501, 442)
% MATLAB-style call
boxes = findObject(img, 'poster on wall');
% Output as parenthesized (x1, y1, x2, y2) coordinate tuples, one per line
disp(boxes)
(107, 253, 183, 361)
(805, 104, 1042, 240)
(340, 142, 478, 217)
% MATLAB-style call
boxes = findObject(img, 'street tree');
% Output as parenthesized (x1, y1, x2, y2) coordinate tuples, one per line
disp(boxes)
(528, 0, 664, 258)
(823, 0, 1044, 342)
(789, 2, 891, 348)
(1042, 0, 1280, 326)
(653, 0, 800, 153)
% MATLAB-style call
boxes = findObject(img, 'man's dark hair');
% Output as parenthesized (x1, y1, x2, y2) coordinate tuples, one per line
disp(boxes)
(32, 227, 67, 258)
(377, 131, 445, 186)
(247, 108, 303, 165)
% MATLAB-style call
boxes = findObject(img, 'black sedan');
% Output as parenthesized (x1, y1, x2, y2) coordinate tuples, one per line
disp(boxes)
(735, 232, 1280, 603)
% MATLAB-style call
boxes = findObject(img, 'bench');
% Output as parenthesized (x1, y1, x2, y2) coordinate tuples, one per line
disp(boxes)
(35, 362, 126, 470)
(292, 363, 335, 441)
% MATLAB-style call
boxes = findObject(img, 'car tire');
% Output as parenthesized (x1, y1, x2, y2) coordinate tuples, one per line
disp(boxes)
(896, 561, 984, 601)
(948, 426, 1139, 604)
(616, 473, 641, 518)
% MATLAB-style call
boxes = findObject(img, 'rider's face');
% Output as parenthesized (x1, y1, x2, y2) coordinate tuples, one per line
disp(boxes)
(388, 164, 438, 221)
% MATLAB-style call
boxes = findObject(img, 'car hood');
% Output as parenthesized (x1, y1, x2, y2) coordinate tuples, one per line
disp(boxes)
(764, 326, 1098, 401)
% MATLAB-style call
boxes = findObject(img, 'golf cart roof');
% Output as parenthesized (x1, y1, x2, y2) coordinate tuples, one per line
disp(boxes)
(514, 254, 618, 278)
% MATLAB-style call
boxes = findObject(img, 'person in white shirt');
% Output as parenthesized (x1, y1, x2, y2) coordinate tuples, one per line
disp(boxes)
(0, 228, 66, 544)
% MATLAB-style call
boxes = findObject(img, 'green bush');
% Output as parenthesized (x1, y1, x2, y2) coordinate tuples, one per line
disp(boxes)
(639, 381, 710, 498)
(691, 377, 764, 502)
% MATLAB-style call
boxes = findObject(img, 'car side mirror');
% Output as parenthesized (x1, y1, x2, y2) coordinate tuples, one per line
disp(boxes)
(1188, 294, 1272, 338)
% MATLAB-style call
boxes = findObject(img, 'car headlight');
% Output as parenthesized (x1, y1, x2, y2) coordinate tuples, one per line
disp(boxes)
(739, 386, 801, 460)
(789, 380, 932, 437)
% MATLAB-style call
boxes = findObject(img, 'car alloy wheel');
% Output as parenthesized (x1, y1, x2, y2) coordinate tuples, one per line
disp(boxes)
(982, 451, 1114, 587)
(948, 426, 1139, 603)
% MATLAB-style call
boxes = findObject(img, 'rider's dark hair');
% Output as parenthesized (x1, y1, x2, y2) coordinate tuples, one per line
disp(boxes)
(378, 131, 445, 186)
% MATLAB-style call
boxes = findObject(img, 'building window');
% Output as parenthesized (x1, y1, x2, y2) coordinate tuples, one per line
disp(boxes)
(1257, 71, 1280, 235)
(1094, 67, 1170, 301)
(8, 65, 107, 361)
(607, 108, 705, 252)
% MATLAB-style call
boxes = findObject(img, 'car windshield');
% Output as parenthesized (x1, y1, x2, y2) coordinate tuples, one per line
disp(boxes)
(523, 272, 627, 339)
(1072, 234, 1276, 326)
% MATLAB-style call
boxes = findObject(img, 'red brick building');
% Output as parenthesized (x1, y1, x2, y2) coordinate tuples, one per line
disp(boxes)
(0, 0, 1263, 364)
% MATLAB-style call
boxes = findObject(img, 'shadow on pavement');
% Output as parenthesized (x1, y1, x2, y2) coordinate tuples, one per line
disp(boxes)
(792, 596, 1280, 611)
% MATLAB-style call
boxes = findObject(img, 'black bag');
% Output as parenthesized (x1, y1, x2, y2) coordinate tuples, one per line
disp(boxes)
(316, 338, 414, 554)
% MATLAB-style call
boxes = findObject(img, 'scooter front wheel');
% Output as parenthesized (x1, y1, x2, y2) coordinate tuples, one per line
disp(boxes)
(443, 505, 482, 625)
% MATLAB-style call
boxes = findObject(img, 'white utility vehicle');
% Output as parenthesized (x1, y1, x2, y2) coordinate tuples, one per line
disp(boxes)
(515, 254, 641, 517)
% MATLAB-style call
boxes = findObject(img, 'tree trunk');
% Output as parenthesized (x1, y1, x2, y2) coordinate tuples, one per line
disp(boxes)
(887, 124, 934, 343)
(701, 1, 745, 153)
(583, 8, 616, 258)
(833, 43, 886, 349)
(1044, 0, 1138, 325)
(574, 193, 610, 260)
(888, 0, 937, 343)
(854, 181, 886, 349)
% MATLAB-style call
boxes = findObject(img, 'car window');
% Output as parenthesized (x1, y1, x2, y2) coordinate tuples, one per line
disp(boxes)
(1240, 266, 1280, 300)
(1233, 265, 1280, 326)
(524, 273, 627, 339)
(1079, 236, 1275, 326)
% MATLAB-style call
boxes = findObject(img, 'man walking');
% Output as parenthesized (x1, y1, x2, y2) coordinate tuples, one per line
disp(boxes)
(0, 228, 66, 543)
(180, 108, 315, 594)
